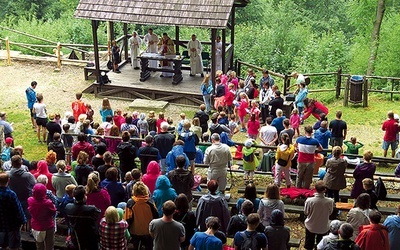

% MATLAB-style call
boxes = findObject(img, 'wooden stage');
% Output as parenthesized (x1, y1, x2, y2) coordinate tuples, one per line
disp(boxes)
(83, 61, 205, 106)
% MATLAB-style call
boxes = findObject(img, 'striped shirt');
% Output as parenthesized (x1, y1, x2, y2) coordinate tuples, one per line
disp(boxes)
(296, 136, 321, 163)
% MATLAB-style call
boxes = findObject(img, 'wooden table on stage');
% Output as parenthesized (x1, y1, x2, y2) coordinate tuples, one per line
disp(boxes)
(138, 53, 184, 85)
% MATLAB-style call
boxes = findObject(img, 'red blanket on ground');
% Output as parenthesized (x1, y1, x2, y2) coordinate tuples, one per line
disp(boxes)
(280, 187, 316, 199)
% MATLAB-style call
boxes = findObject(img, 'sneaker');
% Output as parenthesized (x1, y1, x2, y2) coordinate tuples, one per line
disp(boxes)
(240, 128, 246, 132)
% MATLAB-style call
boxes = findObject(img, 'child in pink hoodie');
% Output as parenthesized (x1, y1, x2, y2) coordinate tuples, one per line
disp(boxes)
(141, 161, 161, 194)
(290, 108, 301, 137)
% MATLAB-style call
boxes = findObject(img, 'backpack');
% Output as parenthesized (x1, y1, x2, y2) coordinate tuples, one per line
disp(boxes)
(375, 177, 387, 200)
(240, 231, 258, 250)
(1, 147, 11, 162)
(323, 239, 357, 250)
(243, 152, 254, 162)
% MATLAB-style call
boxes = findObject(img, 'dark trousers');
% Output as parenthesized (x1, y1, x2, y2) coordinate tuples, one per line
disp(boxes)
(260, 105, 269, 123)
(305, 228, 327, 250)
(326, 188, 340, 203)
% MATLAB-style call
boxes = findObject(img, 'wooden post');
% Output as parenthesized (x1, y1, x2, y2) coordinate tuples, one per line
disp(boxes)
(211, 29, 217, 85)
(391, 78, 394, 101)
(363, 76, 368, 107)
(56, 42, 61, 69)
(5, 37, 11, 66)
(237, 59, 241, 78)
(343, 77, 350, 107)
(222, 29, 226, 72)
(284, 74, 290, 96)
(175, 26, 180, 54)
(230, 6, 235, 69)
(336, 67, 342, 99)
(123, 23, 128, 61)
(92, 20, 101, 85)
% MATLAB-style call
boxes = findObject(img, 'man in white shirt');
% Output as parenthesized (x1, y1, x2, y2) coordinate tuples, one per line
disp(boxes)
(258, 117, 278, 153)
(215, 36, 222, 71)
(128, 31, 142, 69)
(187, 34, 204, 77)
(144, 28, 159, 68)
(287, 71, 305, 93)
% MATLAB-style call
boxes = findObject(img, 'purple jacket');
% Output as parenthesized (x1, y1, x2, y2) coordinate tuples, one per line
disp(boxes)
(351, 162, 376, 198)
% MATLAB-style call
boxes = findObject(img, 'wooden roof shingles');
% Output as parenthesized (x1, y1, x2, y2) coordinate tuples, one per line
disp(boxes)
(74, 0, 235, 29)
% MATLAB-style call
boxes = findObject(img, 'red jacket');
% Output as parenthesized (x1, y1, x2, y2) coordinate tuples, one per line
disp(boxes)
(71, 141, 95, 161)
(303, 101, 329, 120)
(355, 224, 390, 250)
(224, 90, 235, 106)
(382, 118, 399, 141)
(33, 160, 55, 193)
(28, 184, 56, 231)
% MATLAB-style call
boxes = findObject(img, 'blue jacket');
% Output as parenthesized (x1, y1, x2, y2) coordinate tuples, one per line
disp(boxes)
(152, 175, 177, 217)
(295, 87, 308, 108)
(165, 145, 190, 174)
(201, 81, 213, 96)
(99, 108, 113, 122)
(314, 127, 332, 150)
(100, 179, 125, 207)
(26, 87, 36, 109)
(383, 215, 400, 250)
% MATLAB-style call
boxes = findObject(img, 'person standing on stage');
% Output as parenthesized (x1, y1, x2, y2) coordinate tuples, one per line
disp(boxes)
(187, 34, 204, 77)
(215, 36, 223, 71)
(144, 28, 159, 68)
(158, 33, 175, 78)
(129, 31, 142, 70)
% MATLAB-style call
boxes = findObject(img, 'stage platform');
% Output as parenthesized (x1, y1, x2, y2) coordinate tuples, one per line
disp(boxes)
(83, 61, 205, 107)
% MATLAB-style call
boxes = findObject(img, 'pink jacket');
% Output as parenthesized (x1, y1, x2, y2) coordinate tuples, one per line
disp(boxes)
(290, 114, 301, 129)
(28, 184, 56, 231)
(86, 188, 111, 222)
(142, 161, 160, 194)
(33, 160, 55, 193)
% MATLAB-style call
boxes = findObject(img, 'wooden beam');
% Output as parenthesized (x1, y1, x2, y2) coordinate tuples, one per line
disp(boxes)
(230, 6, 236, 68)
(211, 28, 217, 86)
(109, 22, 115, 41)
(91, 20, 101, 84)
(222, 29, 226, 72)
(175, 26, 180, 54)
(123, 23, 128, 61)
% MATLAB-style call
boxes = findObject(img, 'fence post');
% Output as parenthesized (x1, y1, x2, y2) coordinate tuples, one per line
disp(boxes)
(336, 67, 342, 99)
(343, 77, 349, 107)
(284, 74, 290, 96)
(56, 42, 61, 69)
(391, 79, 394, 101)
(363, 76, 368, 107)
(237, 59, 241, 78)
(5, 37, 11, 66)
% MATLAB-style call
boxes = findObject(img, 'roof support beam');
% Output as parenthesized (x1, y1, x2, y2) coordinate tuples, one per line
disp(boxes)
(175, 26, 180, 54)
(123, 23, 128, 61)
(91, 20, 101, 84)
(211, 28, 217, 89)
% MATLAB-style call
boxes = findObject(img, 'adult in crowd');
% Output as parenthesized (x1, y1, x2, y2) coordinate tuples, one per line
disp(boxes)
(259, 117, 278, 152)
(355, 210, 390, 250)
(269, 90, 284, 119)
(74, 151, 94, 186)
(189, 216, 223, 250)
(214, 36, 222, 71)
(129, 31, 142, 70)
(346, 193, 372, 240)
(138, 135, 161, 175)
(142, 161, 161, 194)
(243, 68, 255, 89)
(187, 34, 204, 77)
(302, 98, 329, 122)
(350, 150, 376, 198)
(383, 204, 400, 250)
(260, 70, 275, 89)
(48, 132, 65, 162)
(152, 175, 177, 217)
(329, 110, 347, 147)
(111, 40, 121, 73)
(100, 167, 125, 207)
(196, 180, 230, 233)
(259, 81, 273, 123)
(26, 80, 38, 129)
(117, 131, 137, 178)
(295, 82, 308, 116)
(33, 160, 54, 193)
(324, 223, 361, 250)
(316, 220, 342, 250)
(124, 182, 159, 250)
(91, 142, 107, 170)
(227, 200, 265, 238)
(166, 140, 190, 174)
(287, 71, 305, 93)
(52, 160, 77, 200)
(178, 120, 199, 173)
(314, 121, 332, 154)
(209, 113, 230, 135)
(304, 180, 334, 250)
(295, 125, 322, 189)
(33, 93, 47, 143)
(264, 209, 291, 250)
(86, 172, 111, 222)
(168, 155, 194, 204)
(362, 178, 378, 210)
(323, 146, 347, 202)
(45, 150, 57, 174)
(382, 110, 399, 157)
(173, 194, 196, 250)
(258, 183, 285, 227)
(194, 104, 210, 132)
(66, 185, 101, 250)
(28, 183, 57, 250)
(99, 206, 129, 250)
(275, 133, 295, 187)
(154, 122, 175, 173)
(0, 172, 27, 250)
(236, 183, 261, 213)
(46, 113, 62, 144)
(0, 112, 14, 143)
(2, 149, 29, 172)
(144, 28, 159, 68)
(149, 200, 185, 250)
(204, 133, 232, 193)
(271, 109, 286, 138)
(233, 213, 268, 250)
(71, 133, 95, 161)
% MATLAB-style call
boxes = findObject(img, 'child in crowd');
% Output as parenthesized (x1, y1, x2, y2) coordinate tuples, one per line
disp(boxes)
(224, 83, 236, 115)
(228, 114, 239, 138)
(137, 113, 149, 138)
(55, 113, 62, 127)
(1, 137, 13, 162)
(85, 104, 94, 125)
(247, 113, 260, 140)
(313, 113, 328, 131)
(167, 117, 176, 135)
(72, 92, 86, 122)
(132, 111, 139, 127)
(290, 108, 301, 137)
(106, 125, 120, 153)
(191, 118, 203, 140)
(242, 139, 259, 184)
(58, 184, 76, 219)
(113, 109, 125, 130)
(123, 172, 132, 187)
(218, 111, 229, 126)
(249, 100, 260, 121)
(61, 124, 73, 165)
(237, 92, 249, 132)
(362, 178, 378, 210)
(100, 115, 113, 136)
(92, 122, 100, 130)
(343, 137, 364, 166)
(199, 133, 210, 154)
(99, 98, 113, 122)
(177, 112, 186, 135)
(147, 111, 156, 132)
(156, 112, 166, 134)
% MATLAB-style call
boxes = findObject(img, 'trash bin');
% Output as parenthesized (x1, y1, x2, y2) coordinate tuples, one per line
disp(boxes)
(349, 75, 363, 103)
(283, 101, 294, 117)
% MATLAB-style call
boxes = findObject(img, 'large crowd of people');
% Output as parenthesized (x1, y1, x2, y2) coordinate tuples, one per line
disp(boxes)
(1, 65, 400, 250)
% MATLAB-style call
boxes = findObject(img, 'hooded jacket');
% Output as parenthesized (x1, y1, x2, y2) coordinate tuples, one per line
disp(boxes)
(33, 160, 55, 193)
(264, 209, 291, 250)
(314, 127, 332, 149)
(28, 183, 56, 231)
(355, 224, 390, 250)
(196, 193, 230, 233)
(165, 145, 190, 173)
(152, 175, 177, 217)
(117, 141, 137, 172)
(276, 144, 295, 168)
(142, 161, 160, 194)
(7, 167, 36, 202)
(100, 178, 125, 207)
(124, 195, 159, 236)
(383, 215, 400, 250)
(168, 168, 194, 201)
(48, 140, 66, 162)
(351, 162, 376, 198)
(323, 157, 347, 190)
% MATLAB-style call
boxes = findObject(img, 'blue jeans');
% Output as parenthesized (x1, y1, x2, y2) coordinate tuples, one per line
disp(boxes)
(203, 94, 211, 113)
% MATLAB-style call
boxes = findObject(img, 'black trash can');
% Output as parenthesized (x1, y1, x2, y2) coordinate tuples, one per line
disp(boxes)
(349, 75, 363, 103)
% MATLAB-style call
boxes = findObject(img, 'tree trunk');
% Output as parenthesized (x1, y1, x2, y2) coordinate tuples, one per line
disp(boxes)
(367, 0, 386, 87)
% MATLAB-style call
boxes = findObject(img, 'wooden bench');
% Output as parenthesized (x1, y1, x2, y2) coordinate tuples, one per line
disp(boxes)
(339, 191, 400, 203)
(84, 61, 110, 80)
(21, 231, 67, 250)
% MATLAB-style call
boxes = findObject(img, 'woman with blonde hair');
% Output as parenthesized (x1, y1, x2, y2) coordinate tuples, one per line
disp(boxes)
(52, 160, 77, 200)
(275, 133, 295, 187)
(99, 206, 129, 250)
(46, 150, 58, 173)
(258, 183, 285, 226)
(100, 98, 113, 122)
(201, 74, 213, 114)
(75, 151, 93, 185)
(105, 125, 121, 153)
(86, 172, 111, 221)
